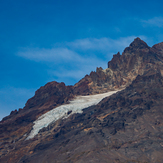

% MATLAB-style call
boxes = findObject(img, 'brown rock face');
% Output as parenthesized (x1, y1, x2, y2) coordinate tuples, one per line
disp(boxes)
(74, 37, 163, 95)
(1, 38, 163, 163)
(0, 81, 74, 153)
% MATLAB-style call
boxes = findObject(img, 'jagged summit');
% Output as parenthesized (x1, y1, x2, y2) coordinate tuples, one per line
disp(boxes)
(130, 37, 150, 49)
(123, 37, 150, 54)
(1, 38, 163, 163)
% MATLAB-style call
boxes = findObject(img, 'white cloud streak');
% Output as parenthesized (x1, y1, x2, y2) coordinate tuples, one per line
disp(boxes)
(17, 36, 140, 63)
(67, 36, 138, 53)
(17, 48, 80, 63)
(16, 36, 146, 84)
(142, 17, 163, 27)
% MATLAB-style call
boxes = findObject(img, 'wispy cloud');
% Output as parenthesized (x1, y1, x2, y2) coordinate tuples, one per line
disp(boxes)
(17, 48, 80, 63)
(142, 17, 163, 27)
(67, 38, 111, 51)
(16, 36, 145, 85)
(17, 36, 142, 63)
(67, 36, 137, 53)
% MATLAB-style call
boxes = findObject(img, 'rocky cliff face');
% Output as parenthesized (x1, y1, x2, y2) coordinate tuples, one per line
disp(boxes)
(74, 38, 163, 94)
(1, 38, 163, 163)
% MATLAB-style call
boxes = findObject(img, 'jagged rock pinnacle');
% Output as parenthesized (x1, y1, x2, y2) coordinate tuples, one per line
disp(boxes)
(123, 37, 150, 54)
(129, 37, 150, 49)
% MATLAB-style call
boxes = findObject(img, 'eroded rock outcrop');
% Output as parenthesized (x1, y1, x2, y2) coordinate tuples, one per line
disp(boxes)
(74, 37, 163, 95)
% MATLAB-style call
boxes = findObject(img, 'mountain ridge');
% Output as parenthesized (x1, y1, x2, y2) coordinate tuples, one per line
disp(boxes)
(1, 37, 163, 163)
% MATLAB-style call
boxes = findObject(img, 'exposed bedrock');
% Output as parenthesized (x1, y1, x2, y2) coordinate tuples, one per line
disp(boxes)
(1, 38, 163, 163)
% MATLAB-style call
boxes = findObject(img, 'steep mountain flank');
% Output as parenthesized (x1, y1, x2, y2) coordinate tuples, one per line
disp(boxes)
(0, 38, 163, 163)
(0, 82, 74, 151)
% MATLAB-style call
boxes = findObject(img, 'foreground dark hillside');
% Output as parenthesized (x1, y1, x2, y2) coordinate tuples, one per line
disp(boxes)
(0, 38, 163, 163)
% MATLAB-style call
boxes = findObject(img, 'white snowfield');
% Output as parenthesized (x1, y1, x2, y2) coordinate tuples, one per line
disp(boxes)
(26, 90, 118, 140)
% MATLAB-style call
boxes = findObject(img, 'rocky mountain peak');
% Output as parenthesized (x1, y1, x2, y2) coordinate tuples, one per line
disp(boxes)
(1, 38, 163, 163)
(151, 41, 163, 55)
(123, 37, 150, 54)
(130, 37, 149, 49)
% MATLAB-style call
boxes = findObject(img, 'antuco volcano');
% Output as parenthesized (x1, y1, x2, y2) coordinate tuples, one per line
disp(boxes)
(1, 38, 163, 163)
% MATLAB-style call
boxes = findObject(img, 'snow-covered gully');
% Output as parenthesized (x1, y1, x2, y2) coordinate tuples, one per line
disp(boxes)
(26, 90, 118, 139)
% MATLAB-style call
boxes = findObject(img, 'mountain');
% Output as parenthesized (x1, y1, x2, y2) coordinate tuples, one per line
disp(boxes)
(1, 38, 163, 163)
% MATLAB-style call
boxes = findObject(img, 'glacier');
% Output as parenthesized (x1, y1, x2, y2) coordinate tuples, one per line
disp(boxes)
(26, 90, 118, 139)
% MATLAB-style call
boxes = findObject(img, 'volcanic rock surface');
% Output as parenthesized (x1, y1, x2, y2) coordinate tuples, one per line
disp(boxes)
(1, 38, 163, 163)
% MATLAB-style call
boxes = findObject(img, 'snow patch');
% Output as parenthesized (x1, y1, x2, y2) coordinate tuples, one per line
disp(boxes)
(26, 90, 118, 139)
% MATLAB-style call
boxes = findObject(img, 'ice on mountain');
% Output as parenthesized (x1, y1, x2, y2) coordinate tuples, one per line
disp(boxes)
(26, 90, 118, 139)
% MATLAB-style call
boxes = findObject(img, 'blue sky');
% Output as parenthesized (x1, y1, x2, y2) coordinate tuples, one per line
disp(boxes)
(1, 0, 163, 120)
